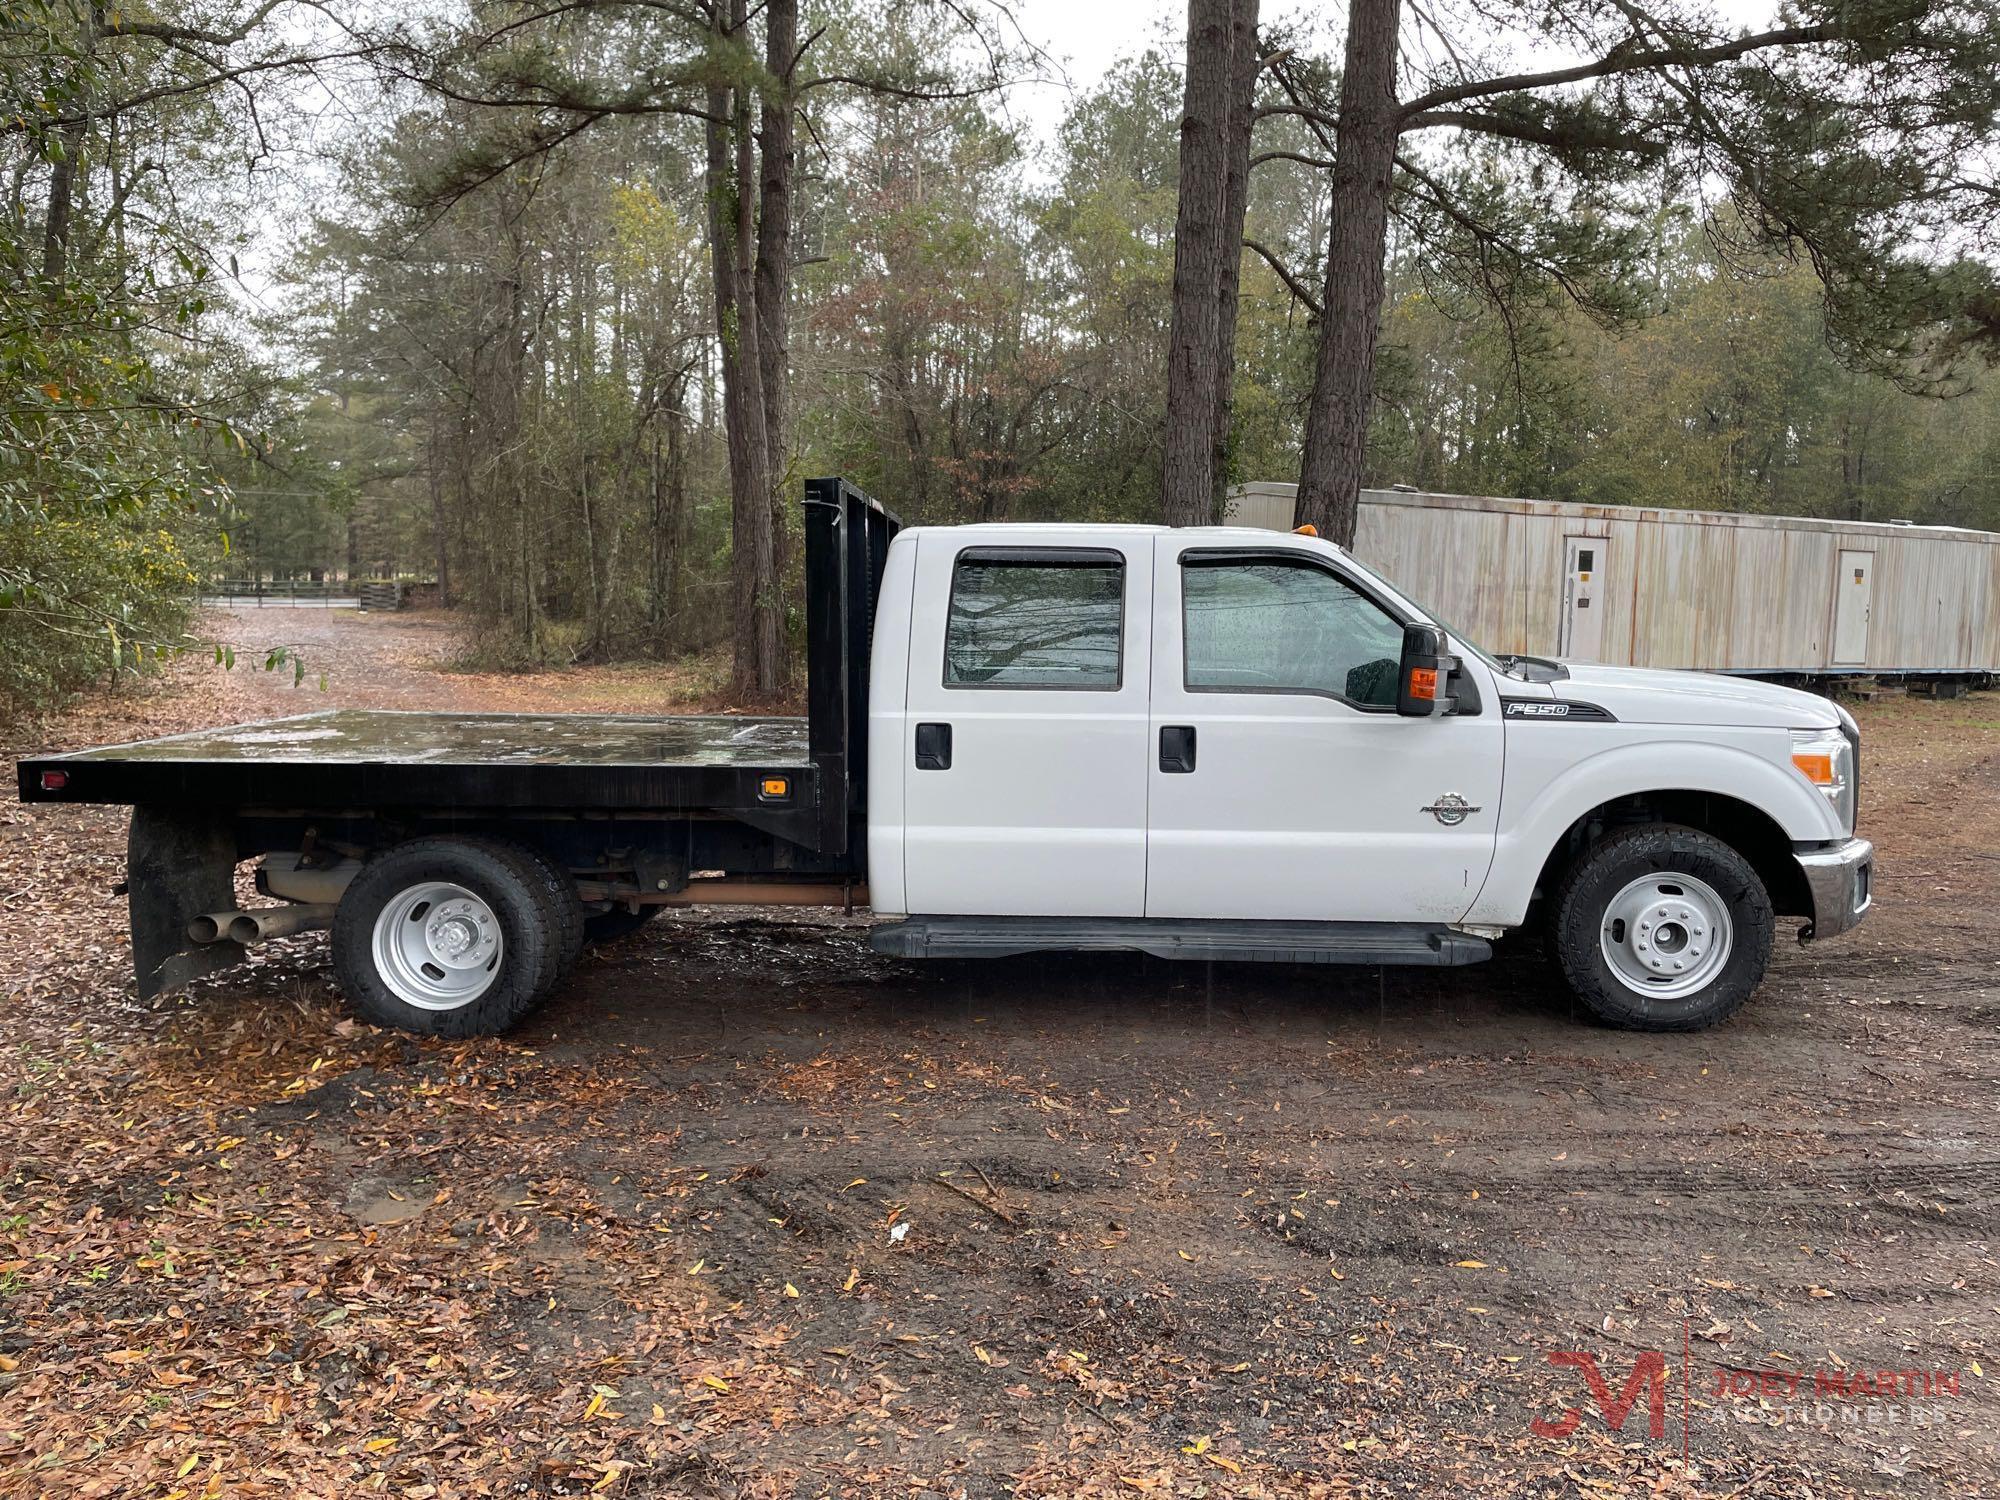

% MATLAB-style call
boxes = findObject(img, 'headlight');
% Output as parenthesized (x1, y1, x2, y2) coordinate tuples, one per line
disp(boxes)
(1790, 726, 1856, 833)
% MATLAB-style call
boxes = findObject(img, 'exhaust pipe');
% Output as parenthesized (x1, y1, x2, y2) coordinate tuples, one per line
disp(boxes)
(188, 911, 238, 944)
(188, 904, 337, 946)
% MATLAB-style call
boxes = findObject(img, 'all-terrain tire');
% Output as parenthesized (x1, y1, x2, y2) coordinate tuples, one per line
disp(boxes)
(1550, 823, 1774, 1032)
(584, 904, 663, 946)
(332, 836, 583, 1037)
(512, 841, 587, 979)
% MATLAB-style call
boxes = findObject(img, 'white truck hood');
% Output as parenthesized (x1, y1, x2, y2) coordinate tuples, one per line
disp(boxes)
(1531, 662, 1843, 730)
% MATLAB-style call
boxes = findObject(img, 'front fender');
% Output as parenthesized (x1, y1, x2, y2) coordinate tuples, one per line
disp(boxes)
(1469, 735, 1840, 927)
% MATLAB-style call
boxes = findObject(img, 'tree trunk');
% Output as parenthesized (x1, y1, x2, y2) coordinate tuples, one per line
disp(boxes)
(1160, 0, 1237, 527)
(706, 0, 782, 697)
(1294, 0, 1402, 545)
(1208, 0, 1261, 521)
(756, 0, 798, 680)
(426, 427, 452, 608)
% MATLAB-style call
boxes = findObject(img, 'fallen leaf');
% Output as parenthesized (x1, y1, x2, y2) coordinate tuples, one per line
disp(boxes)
(1453, 1260, 1487, 1270)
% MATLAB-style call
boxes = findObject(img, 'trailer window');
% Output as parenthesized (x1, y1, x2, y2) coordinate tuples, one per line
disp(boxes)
(945, 550, 1124, 689)
(1182, 557, 1404, 707)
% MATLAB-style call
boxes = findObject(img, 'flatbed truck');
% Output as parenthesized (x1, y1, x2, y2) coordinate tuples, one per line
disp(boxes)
(18, 479, 1873, 1035)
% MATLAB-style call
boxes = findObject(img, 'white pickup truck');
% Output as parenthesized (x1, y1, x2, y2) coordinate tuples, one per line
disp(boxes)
(21, 479, 1872, 1035)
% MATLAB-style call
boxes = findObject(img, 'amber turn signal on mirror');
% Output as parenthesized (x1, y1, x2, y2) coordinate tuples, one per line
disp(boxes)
(1406, 667, 1438, 701)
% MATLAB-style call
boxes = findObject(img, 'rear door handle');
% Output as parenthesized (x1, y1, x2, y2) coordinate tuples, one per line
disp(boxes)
(915, 722, 952, 770)
(1159, 724, 1196, 773)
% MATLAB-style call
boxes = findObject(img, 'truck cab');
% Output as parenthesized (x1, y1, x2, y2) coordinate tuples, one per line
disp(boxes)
(19, 481, 1873, 1037)
(863, 519, 1872, 1031)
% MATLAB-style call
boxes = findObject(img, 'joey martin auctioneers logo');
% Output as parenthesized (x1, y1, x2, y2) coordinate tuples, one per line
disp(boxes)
(1530, 1325, 1972, 1454)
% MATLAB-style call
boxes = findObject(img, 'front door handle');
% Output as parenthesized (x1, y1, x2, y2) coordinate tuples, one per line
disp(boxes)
(1160, 724, 1196, 774)
(915, 722, 952, 770)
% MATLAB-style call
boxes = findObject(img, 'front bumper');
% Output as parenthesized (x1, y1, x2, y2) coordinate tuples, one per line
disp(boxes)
(1795, 837, 1873, 941)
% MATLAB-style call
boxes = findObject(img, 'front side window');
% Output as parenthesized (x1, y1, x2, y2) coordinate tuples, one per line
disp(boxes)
(945, 549, 1124, 689)
(1183, 557, 1405, 707)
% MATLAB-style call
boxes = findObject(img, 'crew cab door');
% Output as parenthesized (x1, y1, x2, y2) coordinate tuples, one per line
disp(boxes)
(900, 532, 1154, 916)
(1145, 540, 1502, 923)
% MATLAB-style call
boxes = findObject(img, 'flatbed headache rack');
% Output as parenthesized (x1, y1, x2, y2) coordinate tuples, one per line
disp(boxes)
(17, 478, 901, 996)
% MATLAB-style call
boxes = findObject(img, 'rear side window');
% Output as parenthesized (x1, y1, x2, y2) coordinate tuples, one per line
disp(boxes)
(944, 549, 1124, 689)
(1182, 557, 1404, 707)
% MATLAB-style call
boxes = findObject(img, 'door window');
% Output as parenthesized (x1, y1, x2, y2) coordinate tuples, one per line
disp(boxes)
(1182, 556, 1405, 707)
(944, 548, 1124, 689)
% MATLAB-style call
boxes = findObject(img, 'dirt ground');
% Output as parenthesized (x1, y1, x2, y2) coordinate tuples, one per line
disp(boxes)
(2, 608, 1997, 1499)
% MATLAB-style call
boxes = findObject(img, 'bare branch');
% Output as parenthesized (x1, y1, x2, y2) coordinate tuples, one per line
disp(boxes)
(1399, 21, 1846, 119)
(1243, 237, 1322, 316)
(1404, 107, 1667, 157)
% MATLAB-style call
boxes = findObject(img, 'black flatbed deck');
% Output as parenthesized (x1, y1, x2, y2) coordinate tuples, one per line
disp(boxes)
(19, 709, 816, 813)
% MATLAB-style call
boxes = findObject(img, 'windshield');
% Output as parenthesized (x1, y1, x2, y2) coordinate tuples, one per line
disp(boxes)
(1406, 595, 1508, 674)
(1313, 540, 1561, 681)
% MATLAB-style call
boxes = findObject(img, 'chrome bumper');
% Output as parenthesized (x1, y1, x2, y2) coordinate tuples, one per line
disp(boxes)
(1795, 837, 1873, 941)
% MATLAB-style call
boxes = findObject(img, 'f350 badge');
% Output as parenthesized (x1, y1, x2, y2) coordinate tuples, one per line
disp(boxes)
(1421, 793, 1481, 826)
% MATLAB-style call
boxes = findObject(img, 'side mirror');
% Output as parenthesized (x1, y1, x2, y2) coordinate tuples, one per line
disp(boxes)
(1396, 623, 1459, 717)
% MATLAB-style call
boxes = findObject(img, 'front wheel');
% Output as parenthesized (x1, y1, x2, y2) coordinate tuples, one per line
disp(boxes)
(332, 837, 583, 1037)
(1551, 824, 1773, 1031)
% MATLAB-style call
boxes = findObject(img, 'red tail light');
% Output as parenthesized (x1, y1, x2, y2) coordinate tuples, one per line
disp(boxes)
(39, 769, 68, 792)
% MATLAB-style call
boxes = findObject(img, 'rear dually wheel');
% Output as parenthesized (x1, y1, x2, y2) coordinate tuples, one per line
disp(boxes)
(333, 837, 583, 1037)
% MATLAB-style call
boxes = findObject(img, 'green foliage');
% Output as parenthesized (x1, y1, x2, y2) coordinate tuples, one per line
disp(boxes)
(0, 249, 223, 710)
(1364, 222, 2000, 530)
(0, 0, 320, 715)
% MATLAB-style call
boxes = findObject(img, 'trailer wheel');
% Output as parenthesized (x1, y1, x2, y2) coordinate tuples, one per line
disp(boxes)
(1550, 824, 1773, 1031)
(332, 837, 583, 1037)
(584, 905, 662, 946)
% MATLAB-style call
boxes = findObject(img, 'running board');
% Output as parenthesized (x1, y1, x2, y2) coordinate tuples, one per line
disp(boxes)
(870, 916, 1492, 967)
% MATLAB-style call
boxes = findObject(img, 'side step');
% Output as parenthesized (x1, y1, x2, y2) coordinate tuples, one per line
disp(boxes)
(870, 916, 1492, 967)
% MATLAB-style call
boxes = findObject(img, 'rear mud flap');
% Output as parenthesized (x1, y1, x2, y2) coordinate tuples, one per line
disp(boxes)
(128, 805, 244, 999)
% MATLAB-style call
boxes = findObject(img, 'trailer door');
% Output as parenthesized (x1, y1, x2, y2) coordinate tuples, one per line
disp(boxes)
(1832, 550, 1874, 667)
(1560, 536, 1607, 660)
(899, 533, 1154, 916)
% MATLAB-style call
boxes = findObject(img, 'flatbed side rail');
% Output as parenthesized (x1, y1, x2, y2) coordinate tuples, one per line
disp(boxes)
(804, 478, 901, 857)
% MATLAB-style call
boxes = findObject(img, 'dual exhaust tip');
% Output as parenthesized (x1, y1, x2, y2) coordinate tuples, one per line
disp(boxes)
(188, 903, 337, 947)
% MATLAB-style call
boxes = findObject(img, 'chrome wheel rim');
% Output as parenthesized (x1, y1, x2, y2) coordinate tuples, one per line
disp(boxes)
(1599, 872, 1732, 1000)
(371, 881, 503, 1011)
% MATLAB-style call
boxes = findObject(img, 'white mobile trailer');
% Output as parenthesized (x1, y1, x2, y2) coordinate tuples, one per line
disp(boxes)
(1227, 483, 2000, 677)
